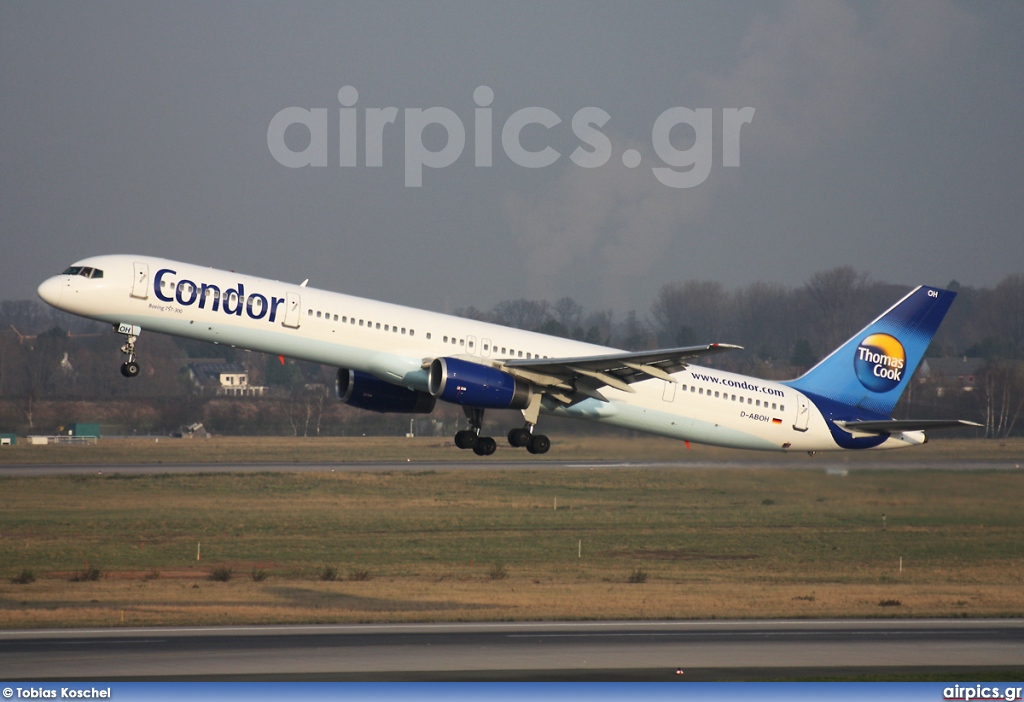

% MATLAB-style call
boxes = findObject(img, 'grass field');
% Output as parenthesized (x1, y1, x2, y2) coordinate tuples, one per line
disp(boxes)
(2, 437, 1023, 628)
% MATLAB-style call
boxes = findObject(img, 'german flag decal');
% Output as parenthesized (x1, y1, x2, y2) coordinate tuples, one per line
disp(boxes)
(772, 418, 782, 424)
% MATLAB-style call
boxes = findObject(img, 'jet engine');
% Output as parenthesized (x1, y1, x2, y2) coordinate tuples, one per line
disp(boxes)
(336, 369, 435, 414)
(427, 357, 532, 409)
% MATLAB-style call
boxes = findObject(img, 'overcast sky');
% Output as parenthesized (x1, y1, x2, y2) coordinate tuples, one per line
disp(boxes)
(2, 1, 1022, 315)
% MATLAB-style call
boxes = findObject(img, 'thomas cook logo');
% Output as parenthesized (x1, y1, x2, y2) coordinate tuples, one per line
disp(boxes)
(854, 333, 906, 392)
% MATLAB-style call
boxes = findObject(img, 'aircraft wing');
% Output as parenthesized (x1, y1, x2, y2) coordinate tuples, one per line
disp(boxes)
(501, 343, 742, 404)
(834, 419, 983, 433)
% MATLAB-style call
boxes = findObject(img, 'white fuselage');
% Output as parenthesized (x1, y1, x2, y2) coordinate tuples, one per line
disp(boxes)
(37, 255, 925, 452)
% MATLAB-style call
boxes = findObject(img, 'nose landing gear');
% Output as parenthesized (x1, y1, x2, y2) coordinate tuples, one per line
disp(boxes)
(115, 323, 142, 378)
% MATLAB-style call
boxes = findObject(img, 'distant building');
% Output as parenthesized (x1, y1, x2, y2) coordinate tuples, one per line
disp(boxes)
(918, 357, 984, 396)
(187, 361, 267, 397)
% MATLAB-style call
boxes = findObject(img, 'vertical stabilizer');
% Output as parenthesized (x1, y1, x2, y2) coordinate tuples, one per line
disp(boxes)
(784, 286, 956, 415)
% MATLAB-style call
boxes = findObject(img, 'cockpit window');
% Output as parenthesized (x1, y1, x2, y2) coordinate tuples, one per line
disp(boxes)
(60, 266, 103, 278)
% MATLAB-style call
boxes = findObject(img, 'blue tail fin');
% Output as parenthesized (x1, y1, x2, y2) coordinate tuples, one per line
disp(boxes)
(783, 285, 956, 415)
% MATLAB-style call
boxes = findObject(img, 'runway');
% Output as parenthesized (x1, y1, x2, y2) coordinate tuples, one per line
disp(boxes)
(2, 619, 1023, 681)
(1, 458, 1019, 477)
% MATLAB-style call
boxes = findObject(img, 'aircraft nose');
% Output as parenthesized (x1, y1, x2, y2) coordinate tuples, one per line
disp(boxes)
(37, 276, 64, 307)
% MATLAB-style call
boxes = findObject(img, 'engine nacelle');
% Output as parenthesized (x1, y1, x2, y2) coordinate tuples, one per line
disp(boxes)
(428, 357, 532, 410)
(336, 369, 435, 414)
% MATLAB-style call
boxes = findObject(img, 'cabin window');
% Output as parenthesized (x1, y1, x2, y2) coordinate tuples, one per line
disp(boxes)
(443, 336, 448, 343)
(425, 333, 431, 339)
(410, 330, 415, 336)
(690, 386, 696, 393)
(359, 320, 364, 326)
(401, 328, 406, 334)
(526, 353, 531, 359)
(460, 339, 464, 346)
(384, 324, 389, 331)
(316, 311, 322, 318)
(780, 405, 785, 412)
(714, 391, 719, 398)
(501, 347, 507, 354)
(699, 388, 704, 395)
(748, 398, 753, 404)
(483, 344, 489, 351)
(468, 340, 474, 348)
(518, 351, 523, 357)
(772, 403, 777, 410)
(333, 314, 338, 321)
(307, 309, 313, 316)
(682, 384, 687, 391)
(394, 326, 398, 333)
(375, 322, 380, 329)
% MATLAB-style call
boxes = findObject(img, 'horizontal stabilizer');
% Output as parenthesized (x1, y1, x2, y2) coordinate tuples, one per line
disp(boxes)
(835, 419, 983, 434)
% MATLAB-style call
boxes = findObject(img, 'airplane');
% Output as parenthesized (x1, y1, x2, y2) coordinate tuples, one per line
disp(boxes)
(37, 255, 979, 455)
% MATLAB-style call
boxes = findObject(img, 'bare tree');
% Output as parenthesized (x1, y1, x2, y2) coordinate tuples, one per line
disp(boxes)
(651, 280, 728, 346)
(802, 266, 869, 350)
(732, 281, 793, 361)
(550, 297, 584, 338)
(977, 360, 1024, 438)
(490, 299, 552, 332)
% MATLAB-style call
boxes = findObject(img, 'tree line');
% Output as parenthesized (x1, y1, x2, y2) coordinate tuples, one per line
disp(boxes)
(1, 267, 1021, 437)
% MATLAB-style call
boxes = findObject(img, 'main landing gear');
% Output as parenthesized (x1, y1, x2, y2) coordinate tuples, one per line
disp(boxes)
(507, 425, 550, 455)
(453, 406, 551, 456)
(115, 323, 142, 378)
(454, 407, 498, 456)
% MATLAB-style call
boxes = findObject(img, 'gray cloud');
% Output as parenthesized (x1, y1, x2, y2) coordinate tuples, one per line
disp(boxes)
(2, 2, 1021, 317)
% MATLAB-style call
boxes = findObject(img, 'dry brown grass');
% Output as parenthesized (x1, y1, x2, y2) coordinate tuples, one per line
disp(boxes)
(2, 574, 1021, 629)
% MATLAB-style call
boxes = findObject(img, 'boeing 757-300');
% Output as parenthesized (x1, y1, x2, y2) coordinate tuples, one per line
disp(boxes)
(37, 255, 979, 455)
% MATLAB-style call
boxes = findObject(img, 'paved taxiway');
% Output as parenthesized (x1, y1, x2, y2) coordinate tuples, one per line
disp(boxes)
(2, 620, 1022, 681)
(1, 458, 1019, 477)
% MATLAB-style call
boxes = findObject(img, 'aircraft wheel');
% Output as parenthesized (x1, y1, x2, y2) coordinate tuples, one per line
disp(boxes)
(454, 430, 478, 450)
(121, 361, 140, 378)
(473, 436, 497, 456)
(527, 434, 550, 455)
(508, 427, 531, 447)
